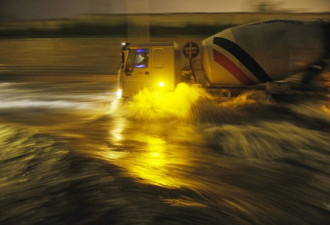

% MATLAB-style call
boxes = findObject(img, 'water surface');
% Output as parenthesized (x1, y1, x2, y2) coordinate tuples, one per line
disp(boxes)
(0, 81, 329, 225)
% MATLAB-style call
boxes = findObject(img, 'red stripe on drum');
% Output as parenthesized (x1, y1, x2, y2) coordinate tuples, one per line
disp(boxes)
(213, 49, 254, 85)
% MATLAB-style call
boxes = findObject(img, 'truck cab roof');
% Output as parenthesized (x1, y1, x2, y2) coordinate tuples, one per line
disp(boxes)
(125, 42, 177, 48)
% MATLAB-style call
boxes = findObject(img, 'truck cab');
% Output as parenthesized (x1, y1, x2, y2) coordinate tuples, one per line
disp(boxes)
(119, 42, 180, 97)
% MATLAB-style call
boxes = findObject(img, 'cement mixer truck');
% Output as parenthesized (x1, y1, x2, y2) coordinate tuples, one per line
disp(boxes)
(118, 19, 329, 98)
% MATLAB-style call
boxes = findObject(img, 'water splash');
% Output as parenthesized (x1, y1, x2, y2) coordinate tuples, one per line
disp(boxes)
(321, 105, 330, 114)
(125, 83, 210, 120)
(218, 90, 271, 108)
(203, 121, 329, 160)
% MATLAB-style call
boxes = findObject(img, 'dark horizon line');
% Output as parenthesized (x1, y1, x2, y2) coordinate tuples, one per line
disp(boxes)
(1, 11, 329, 22)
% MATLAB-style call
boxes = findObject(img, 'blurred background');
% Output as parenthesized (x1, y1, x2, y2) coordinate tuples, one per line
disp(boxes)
(0, 0, 329, 79)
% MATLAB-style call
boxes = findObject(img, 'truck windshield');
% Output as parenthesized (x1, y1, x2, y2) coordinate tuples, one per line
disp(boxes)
(125, 49, 149, 74)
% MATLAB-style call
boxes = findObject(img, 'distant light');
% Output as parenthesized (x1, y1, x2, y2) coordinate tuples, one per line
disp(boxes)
(136, 49, 148, 54)
(121, 42, 126, 46)
(116, 89, 122, 98)
(158, 82, 165, 87)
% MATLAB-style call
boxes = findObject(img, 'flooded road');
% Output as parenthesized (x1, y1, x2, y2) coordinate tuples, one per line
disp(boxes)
(0, 81, 329, 225)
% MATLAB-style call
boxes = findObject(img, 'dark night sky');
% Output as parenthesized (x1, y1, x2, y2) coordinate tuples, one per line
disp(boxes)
(0, 0, 329, 21)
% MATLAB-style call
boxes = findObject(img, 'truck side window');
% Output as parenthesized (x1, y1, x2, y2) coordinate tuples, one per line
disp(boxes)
(134, 49, 149, 68)
(125, 49, 149, 75)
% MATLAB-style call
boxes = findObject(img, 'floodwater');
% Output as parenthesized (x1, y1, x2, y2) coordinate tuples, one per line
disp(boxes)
(0, 80, 329, 225)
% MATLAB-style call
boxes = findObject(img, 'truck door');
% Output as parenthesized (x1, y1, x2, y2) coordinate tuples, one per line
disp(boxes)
(150, 47, 176, 91)
(123, 48, 150, 95)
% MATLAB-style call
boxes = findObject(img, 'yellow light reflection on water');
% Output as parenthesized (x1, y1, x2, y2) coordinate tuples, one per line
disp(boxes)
(102, 119, 205, 188)
(121, 132, 196, 188)
(126, 83, 209, 120)
(129, 136, 172, 186)
(106, 134, 186, 187)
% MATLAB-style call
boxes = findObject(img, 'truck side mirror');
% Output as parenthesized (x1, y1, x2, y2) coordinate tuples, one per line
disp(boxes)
(125, 49, 136, 75)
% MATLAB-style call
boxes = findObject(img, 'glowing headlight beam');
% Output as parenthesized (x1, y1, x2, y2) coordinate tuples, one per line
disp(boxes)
(158, 82, 165, 87)
(116, 89, 122, 98)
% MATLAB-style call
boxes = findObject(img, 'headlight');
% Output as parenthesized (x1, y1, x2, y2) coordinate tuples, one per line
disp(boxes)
(158, 82, 165, 87)
(116, 89, 122, 98)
